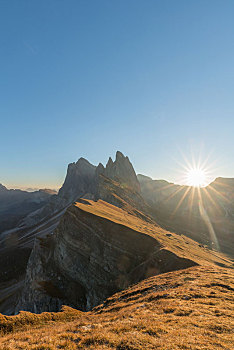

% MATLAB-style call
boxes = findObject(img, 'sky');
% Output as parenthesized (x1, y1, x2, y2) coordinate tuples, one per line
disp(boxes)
(0, 0, 234, 189)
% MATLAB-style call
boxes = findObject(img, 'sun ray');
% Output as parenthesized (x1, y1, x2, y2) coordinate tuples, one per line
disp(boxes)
(155, 183, 177, 191)
(202, 187, 223, 216)
(207, 185, 230, 203)
(170, 186, 191, 218)
(172, 157, 191, 173)
(169, 149, 223, 251)
(197, 187, 220, 251)
(188, 185, 196, 218)
(163, 185, 187, 204)
(175, 146, 220, 188)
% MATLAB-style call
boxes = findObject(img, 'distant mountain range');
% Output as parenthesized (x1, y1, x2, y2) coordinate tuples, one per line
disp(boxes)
(0, 152, 233, 316)
(138, 175, 234, 257)
(0, 185, 56, 233)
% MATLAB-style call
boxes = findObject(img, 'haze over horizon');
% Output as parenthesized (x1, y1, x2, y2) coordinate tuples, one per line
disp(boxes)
(1, 0, 234, 189)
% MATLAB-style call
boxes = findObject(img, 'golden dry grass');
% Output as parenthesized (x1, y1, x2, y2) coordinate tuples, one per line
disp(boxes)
(1, 199, 233, 349)
(74, 199, 233, 269)
(0, 265, 233, 349)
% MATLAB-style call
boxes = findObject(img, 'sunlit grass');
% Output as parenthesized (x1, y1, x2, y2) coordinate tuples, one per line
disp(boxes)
(0, 266, 233, 349)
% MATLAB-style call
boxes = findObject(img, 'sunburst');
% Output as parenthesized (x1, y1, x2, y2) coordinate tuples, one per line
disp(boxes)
(186, 167, 207, 187)
(165, 149, 225, 252)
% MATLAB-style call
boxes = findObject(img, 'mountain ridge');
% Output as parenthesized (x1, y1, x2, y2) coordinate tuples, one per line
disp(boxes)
(0, 151, 233, 317)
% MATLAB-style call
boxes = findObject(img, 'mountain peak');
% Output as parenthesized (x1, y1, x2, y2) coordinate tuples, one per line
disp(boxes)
(58, 158, 96, 201)
(115, 150, 125, 160)
(104, 151, 140, 192)
(76, 157, 93, 166)
(106, 157, 114, 167)
(57, 151, 141, 203)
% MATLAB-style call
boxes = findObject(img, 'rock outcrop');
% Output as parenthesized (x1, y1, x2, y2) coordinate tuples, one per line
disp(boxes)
(58, 158, 97, 202)
(57, 151, 140, 206)
(15, 151, 139, 231)
(102, 151, 140, 192)
(16, 200, 197, 313)
(1, 152, 145, 315)
(16, 157, 97, 230)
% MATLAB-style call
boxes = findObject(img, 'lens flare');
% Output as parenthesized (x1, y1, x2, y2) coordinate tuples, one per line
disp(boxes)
(186, 168, 206, 187)
(167, 149, 223, 251)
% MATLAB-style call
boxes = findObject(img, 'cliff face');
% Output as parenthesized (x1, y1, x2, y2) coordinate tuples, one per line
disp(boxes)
(1, 151, 145, 315)
(19, 158, 97, 230)
(57, 151, 140, 205)
(58, 158, 97, 202)
(103, 151, 140, 192)
(16, 200, 197, 314)
(16, 151, 140, 230)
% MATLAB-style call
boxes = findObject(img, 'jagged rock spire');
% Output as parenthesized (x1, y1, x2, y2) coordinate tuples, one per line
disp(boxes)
(58, 151, 140, 203)
(104, 151, 140, 192)
(58, 157, 96, 202)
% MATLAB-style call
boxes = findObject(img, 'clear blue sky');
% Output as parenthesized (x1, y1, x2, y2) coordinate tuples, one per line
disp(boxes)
(1, 0, 234, 189)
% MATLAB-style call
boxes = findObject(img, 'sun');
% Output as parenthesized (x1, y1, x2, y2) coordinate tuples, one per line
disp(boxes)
(186, 168, 207, 187)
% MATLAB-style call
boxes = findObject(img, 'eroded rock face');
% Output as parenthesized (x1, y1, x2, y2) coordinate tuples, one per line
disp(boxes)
(104, 151, 140, 192)
(16, 200, 196, 314)
(1, 152, 144, 315)
(17, 152, 140, 232)
(57, 151, 140, 205)
(58, 158, 97, 202)
(94, 152, 145, 214)
(15, 158, 97, 230)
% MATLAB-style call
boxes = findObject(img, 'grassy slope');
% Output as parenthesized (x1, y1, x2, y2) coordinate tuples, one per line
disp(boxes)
(0, 199, 233, 349)
(0, 266, 233, 349)
(74, 200, 232, 269)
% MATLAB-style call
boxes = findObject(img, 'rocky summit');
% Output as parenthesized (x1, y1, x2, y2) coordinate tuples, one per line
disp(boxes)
(0, 151, 145, 315)
(103, 151, 140, 192)
(58, 158, 97, 202)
